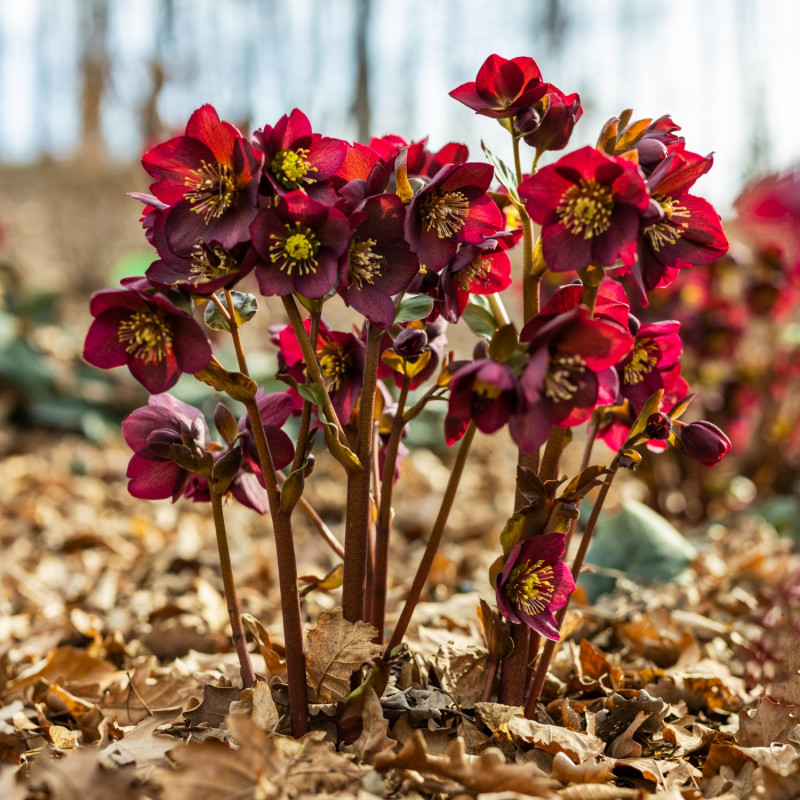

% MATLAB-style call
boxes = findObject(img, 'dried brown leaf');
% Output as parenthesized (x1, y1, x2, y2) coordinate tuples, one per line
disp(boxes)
(551, 751, 614, 785)
(27, 747, 146, 800)
(242, 613, 285, 675)
(48, 725, 80, 750)
(229, 680, 280, 733)
(183, 684, 242, 727)
(305, 609, 381, 703)
(737, 697, 800, 747)
(340, 687, 394, 762)
(373, 730, 557, 797)
(100, 707, 182, 767)
(557, 785, 642, 799)
(7, 646, 120, 694)
(478, 702, 605, 769)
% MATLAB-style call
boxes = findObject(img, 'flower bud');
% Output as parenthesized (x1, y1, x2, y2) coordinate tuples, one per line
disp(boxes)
(644, 412, 672, 440)
(678, 421, 731, 466)
(393, 327, 428, 359)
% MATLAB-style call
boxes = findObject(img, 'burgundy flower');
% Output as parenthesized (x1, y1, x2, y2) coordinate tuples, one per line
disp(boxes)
(250, 190, 351, 298)
(406, 162, 504, 272)
(617, 320, 686, 407)
(675, 420, 731, 466)
(516, 84, 583, 154)
(511, 305, 633, 451)
(630, 150, 729, 302)
(444, 358, 523, 445)
(274, 319, 365, 424)
(146, 219, 256, 296)
(84, 287, 212, 393)
(449, 55, 548, 119)
(141, 104, 262, 251)
(496, 533, 575, 640)
(519, 146, 650, 272)
(338, 193, 420, 328)
(256, 108, 348, 203)
(438, 230, 518, 323)
(122, 393, 209, 501)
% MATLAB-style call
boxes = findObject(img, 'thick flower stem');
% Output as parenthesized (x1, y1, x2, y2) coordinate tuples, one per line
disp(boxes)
(208, 489, 256, 689)
(383, 421, 477, 659)
(342, 323, 383, 623)
(243, 397, 310, 737)
(215, 291, 308, 733)
(290, 309, 321, 475)
(513, 133, 541, 323)
(371, 376, 412, 641)
(523, 461, 620, 717)
(498, 626, 530, 706)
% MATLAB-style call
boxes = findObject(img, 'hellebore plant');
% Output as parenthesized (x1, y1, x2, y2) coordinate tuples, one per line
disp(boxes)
(85, 52, 730, 738)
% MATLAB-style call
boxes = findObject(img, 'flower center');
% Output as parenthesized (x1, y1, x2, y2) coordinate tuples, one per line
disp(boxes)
(557, 179, 613, 239)
(420, 190, 470, 239)
(117, 310, 173, 364)
(318, 343, 348, 392)
(643, 195, 690, 251)
(271, 148, 317, 190)
(190, 242, 239, 283)
(269, 224, 321, 275)
(348, 237, 383, 289)
(455, 257, 491, 291)
(506, 558, 556, 616)
(184, 160, 238, 223)
(623, 338, 660, 385)
(544, 353, 585, 401)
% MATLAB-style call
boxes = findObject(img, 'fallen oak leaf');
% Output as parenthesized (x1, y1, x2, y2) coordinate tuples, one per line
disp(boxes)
(229, 681, 280, 733)
(475, 703, 605, 762)
(340, 686, 395, 762)
(373, 729, 557, 797)
(242, 614, 285, 675)
(305, 609, 381, 703)
(183, 684, 242, 727)
(100, 707, 182, 767)
(7, 646, 120, 695)
(551, 751, 615, 785)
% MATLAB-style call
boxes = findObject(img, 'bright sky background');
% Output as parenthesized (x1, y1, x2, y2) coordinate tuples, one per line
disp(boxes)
(1, 0, 799, 214)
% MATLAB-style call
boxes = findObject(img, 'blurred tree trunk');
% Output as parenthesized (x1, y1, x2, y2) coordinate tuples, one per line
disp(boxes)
(78, 0, 110, 161)
(141, 0, 175, 145)
(351, 0, 372, 143)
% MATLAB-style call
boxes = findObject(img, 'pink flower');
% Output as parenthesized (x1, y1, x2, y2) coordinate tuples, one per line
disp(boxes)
(496, 533, 575, 640)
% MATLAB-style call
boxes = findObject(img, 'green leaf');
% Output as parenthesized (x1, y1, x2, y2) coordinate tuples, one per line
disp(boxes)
(488, 323, 520, 363)
(579, 500, 697, 602)
(394, 293, 434, 324)
(204, 291, 259, 331)
(480, 140, 520, 204)
(625, 389, 664, 445)
(462, 296, 498, 340)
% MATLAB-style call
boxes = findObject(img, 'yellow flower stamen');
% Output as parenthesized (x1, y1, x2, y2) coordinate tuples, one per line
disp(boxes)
(269, 223, 321, 276)
(271, 148, 317, 190)
(506, 559, 556, 616)
(421, 190, 470, 239)
(348, 237, 383, 289)
(184, 160, 238, 223)
(117, 310, 173, 364)
(557, 179, 613, 239)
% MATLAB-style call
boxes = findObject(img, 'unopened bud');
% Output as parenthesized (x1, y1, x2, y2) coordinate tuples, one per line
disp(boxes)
(644, 412, 672, 440)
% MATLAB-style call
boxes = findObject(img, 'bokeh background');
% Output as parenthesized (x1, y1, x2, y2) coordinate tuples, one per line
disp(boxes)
(1, 0, 800, 527)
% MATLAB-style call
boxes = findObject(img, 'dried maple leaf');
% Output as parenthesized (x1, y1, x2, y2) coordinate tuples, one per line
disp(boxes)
(304, 609, 381, 703)
(373, 729, 557, 797)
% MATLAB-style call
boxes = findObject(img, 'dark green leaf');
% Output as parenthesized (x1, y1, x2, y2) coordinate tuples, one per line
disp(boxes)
(480, 140, 520, 204)
(394, 293, 434, 324)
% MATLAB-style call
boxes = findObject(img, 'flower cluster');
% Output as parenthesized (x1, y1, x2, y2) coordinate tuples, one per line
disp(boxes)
(84, 53, 733, 666)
